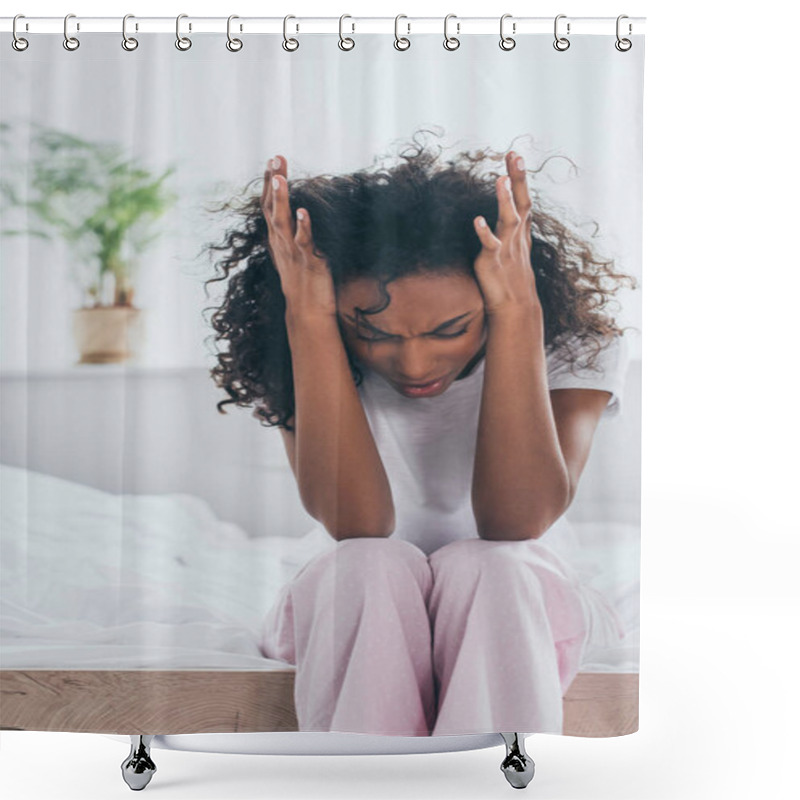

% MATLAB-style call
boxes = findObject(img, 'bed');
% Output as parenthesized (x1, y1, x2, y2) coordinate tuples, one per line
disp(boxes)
(0, 462, 639, 786)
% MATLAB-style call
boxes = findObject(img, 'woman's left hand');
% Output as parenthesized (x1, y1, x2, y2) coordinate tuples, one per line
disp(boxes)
(472, 151, 541, 317)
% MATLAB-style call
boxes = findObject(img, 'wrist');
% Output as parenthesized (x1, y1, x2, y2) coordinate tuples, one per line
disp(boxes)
(487, 300, 543, 324)
(284, 297, 338, 326)
(487, 302, 545, 346)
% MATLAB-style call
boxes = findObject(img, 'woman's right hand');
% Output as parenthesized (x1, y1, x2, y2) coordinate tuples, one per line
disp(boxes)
(261, 155, 338, 318)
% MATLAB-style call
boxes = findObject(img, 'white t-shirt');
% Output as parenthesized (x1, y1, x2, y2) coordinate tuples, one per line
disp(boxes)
(352, 333, 630, 557)
(271, 333, 631, 654)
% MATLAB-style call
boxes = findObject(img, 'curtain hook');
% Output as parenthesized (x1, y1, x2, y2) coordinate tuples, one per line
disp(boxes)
(176, 13, 192, 51)
(283, 15, 299, 51)
(443, 13, 460, 51)
(122, 14, 139, 51)
(553, 14, 571, 51)
(499, 14, 516, 51)
(63, 13, 80, 51)
(226, 15, 243, 52)
(339, 14, 355, 51)
(394, 14, 411, 51)
(615, 15, 633, 51)
(12, 14, 29, 52)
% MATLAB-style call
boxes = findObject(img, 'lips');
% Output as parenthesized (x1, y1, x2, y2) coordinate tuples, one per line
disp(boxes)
(401, 377, 444, 388)
(395, 376, 447, 396)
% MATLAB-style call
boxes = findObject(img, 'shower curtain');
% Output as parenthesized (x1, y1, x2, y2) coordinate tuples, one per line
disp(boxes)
(0, 16, 644, 746)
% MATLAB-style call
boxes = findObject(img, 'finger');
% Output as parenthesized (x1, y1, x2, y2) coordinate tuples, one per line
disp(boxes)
(506, 151, 533, 224)
(270, 160, 295, 237)
(272, 154, 286, 184)
(294, 207, 306, 239)
(474, 216, 501, 251)
(494, 175, 521, 239)
(261, 154, 287, 219)
(505, 152, 534, 258)
(294, 207, 315, 255)
(260, 159, 273, 218)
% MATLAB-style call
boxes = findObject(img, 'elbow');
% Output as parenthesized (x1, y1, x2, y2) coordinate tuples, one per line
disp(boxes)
(476, 519, 551, 542)
(324, 508, 397, 542)
(559, 471, 575, 518)
(475, 475, 573, 542)
(300, 485, 396, 541)
(534, 472, 574, 537)
(547, 462, 574, 525)
(474, 510, 550, 541)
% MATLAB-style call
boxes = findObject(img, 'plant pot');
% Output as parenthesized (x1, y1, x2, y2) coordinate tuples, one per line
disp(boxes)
(72, 306, 144, 364)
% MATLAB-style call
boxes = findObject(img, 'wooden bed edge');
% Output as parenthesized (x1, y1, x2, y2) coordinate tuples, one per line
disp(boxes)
(0, 668, 638, 737)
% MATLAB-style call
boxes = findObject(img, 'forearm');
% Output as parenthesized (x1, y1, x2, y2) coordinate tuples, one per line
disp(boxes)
(471, 305, 570, 540)
(285, 306, 395, 540)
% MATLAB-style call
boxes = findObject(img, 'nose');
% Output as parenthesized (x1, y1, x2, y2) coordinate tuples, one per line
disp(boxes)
(393, 339, 440, 383)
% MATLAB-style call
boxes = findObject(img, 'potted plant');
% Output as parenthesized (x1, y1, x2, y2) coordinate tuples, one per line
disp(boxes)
(0, 122, 178, 364)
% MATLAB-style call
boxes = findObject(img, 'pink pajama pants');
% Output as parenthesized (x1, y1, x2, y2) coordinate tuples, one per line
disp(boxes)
(258, 535, 614, 737)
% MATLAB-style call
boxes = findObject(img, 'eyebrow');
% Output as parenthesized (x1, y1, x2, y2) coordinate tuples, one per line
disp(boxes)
(341, 311, 476, 336)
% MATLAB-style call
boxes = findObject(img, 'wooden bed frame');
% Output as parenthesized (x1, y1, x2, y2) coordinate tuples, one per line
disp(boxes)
(0, 668, 638, 737)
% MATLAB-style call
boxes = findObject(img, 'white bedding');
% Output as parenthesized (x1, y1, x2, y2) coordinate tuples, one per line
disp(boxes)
(0, 463, 639, 672)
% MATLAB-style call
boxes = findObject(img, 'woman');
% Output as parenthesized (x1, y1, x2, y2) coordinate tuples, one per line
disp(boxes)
(203, 132, 637, 737)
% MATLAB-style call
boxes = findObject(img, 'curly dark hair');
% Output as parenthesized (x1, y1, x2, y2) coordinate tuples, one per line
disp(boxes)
(201, 129, 638, 432)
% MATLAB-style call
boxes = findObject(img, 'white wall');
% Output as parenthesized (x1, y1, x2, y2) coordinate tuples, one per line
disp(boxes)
(1, 29, 641, 373)
(0, 359, 641, 538)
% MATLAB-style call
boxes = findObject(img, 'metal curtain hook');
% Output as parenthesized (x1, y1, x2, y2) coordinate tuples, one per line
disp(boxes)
(394, 14, 410, 50)
(339, 14, 355, 51)
(227, 15, 243, 51)
(175, 13, 192, 50)
(63, 13, 80, 51)
(443, 14, 460, 51)
(615, 14, 632, 51)
(499, 14, 516, 51)
(122, 14, 139, 51)
(12, 14, 29, 51)
(283, 15, 299, 51)
(553, 14, 570, 51)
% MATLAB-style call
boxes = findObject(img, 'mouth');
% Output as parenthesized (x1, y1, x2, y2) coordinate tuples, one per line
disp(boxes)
(394, 376, 447, 397)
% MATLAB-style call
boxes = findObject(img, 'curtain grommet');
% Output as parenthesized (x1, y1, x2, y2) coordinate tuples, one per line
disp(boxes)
(338, 14, 355, 51)
(11, 14, 29, 51)
(443, 14, 460, 51)
(394, 15, 411, 51)
(499, 14, 516, 51)
(553, 14, 570, 51)
(121, 14, 139, 51)
(283, 15, 299, 52)
(226, 15, 243, 52)
(615, 15, 633, 51)
(63, 13, 80, 51)
(176, 14, 192, 51)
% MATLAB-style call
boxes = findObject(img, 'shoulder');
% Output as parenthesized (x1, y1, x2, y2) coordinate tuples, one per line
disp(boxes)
(546, 333, 630, 419)
(547, 330, 626, 368)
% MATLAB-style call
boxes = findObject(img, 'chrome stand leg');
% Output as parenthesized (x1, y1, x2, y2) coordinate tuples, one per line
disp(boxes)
(499, 732, 535, 789)
(121, 735, 157, 791)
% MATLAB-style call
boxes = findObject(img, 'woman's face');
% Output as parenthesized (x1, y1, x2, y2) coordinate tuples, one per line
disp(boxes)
(337, 272, 488, 398)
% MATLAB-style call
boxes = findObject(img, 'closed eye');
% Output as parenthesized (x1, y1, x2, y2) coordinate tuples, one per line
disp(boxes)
(434, 328, 469, 339)
(357, 327, 469, 342)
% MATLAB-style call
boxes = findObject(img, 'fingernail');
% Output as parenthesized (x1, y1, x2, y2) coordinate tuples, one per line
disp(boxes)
(272, 177, 280, 190)
(516, 156, 525, 171)
(505, 177, 513, 193)
(297, 208, 305, 221)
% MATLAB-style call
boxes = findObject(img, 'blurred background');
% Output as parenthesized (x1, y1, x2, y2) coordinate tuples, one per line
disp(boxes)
(1, 29, 641, 539)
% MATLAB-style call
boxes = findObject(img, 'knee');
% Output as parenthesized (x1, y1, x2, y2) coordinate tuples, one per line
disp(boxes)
(429, 537, 535, 582)
(336, 535, 427, 561)
(327, 535, 431, 587)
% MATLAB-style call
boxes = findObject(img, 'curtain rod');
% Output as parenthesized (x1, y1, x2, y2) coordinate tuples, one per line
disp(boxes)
(1, 16, 646, 36)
